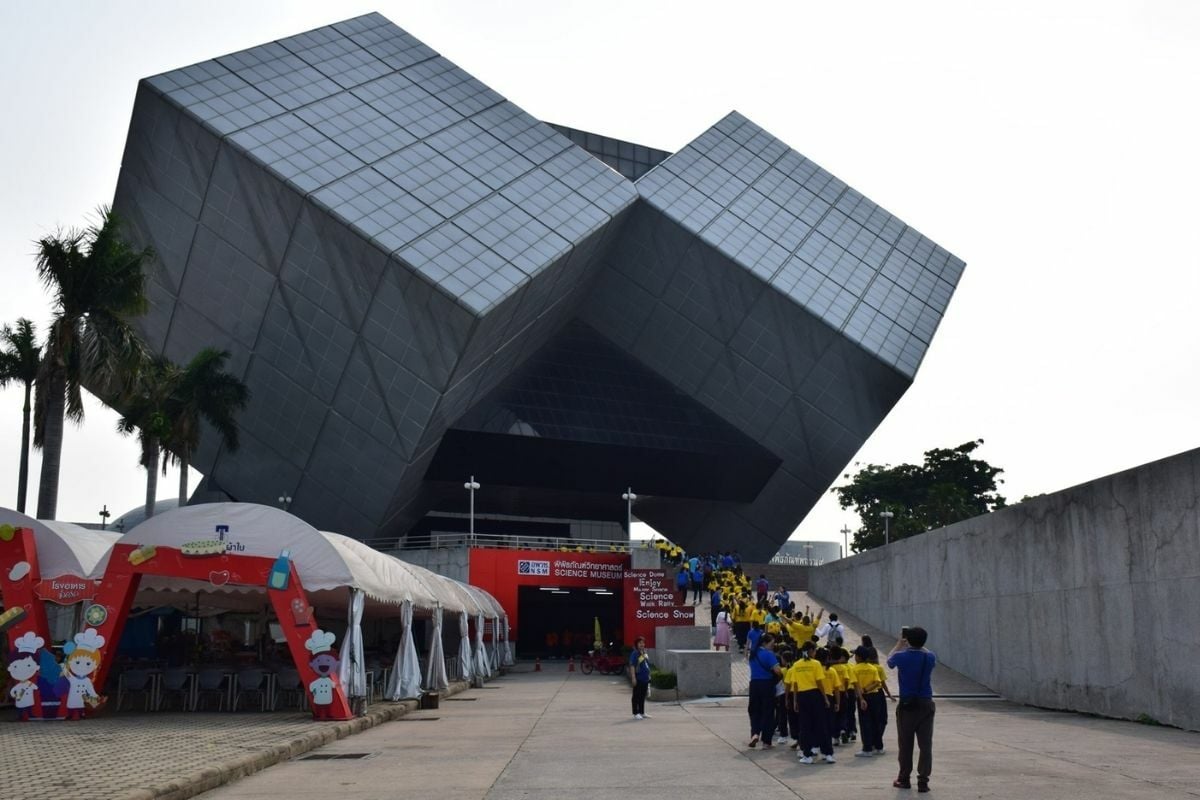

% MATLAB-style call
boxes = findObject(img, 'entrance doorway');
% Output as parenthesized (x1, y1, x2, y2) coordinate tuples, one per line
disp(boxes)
(516, 586, 620, 659)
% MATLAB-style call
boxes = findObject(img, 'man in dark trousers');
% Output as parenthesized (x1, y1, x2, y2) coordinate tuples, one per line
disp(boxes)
(628, 636, 652, 720)
(887, 626, 936, 793)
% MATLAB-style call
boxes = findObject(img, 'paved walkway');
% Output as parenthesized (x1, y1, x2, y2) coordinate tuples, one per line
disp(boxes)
(0, 685, 461, 800)
(193, 664, 1200, 800)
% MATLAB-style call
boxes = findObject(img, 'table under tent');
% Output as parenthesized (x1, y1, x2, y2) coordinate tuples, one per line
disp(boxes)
(2, 503, 509, 721)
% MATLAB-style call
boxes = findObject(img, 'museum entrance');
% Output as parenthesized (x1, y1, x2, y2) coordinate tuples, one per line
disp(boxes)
(516, 585, 621, 659)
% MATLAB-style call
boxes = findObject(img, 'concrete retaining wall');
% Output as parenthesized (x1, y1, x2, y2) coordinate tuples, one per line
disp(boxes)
(652, 625, 711, 673)
(670, 650, 731, 697)
(809, 447, 1200, 731)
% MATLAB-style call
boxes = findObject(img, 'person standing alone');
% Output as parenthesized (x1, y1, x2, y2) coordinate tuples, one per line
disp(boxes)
(887, 627, 936, 792)
(628, 636, 652, 720)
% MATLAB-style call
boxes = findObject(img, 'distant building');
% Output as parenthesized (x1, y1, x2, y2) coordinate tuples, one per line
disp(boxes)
(772, 541, 843, 566)
(112, 13, 964, 561)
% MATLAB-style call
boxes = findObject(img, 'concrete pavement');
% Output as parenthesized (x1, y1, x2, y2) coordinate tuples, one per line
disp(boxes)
(194, 664, 1200, 800)
(0, 682, 466, 800)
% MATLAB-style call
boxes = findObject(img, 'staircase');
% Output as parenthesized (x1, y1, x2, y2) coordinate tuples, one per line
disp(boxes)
(739, 562, 810, 591)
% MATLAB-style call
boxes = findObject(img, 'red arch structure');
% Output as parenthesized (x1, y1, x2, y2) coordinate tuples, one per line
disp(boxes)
(2, 526, 352, 721)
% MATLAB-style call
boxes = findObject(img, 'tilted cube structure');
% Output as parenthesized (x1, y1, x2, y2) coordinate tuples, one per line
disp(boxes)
(113, 13, 964, 560)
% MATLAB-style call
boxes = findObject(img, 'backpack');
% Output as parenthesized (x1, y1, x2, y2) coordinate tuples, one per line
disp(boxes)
(756, 578, 768, 593)
(825, 621, 842, 642)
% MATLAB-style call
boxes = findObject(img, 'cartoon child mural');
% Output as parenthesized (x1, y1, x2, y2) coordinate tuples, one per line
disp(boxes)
(305, 629, 339, 719)
(7, 631, 44, 721)
(59, 628, 105, 720)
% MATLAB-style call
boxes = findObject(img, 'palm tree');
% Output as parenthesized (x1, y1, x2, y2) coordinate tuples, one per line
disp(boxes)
(116, 355, 178, 519)
(163, 348, 249, 506)
(0, 319, 42, 513)
(33, 207, 151, 519)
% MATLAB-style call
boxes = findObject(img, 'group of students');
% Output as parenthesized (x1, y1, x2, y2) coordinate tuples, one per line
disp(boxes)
(747, 632, 892, 761)
(745, 624, 938, 793)
(674, 551, 744, 606)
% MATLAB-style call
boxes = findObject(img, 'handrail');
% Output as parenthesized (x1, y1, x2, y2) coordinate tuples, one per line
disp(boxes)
(361, 531, 635, 554)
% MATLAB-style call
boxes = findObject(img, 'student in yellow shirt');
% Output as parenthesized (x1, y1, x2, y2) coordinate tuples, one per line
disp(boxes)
(792, 617, 817, 647)
(764, 607, 783, 637)
(831, 649, 858, 744)
(751, 603, 767, 627)
(733, 599, 752, 653)
(853, 645, 891, 756)
(785, 641, 835, 764)
(817, 647, 843, 754)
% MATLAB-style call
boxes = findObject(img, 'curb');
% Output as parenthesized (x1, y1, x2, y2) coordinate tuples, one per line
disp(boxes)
(114, 680, 470, 800)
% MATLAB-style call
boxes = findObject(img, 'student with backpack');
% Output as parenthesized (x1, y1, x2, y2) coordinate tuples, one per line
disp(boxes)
(815, 613, 844, 646)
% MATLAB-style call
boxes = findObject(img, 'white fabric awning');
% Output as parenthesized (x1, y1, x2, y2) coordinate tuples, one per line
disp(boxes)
(0, 507, 120, 580)
(101, 503, 494, 616)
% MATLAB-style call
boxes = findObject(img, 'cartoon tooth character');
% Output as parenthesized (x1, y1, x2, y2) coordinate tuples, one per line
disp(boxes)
(7, 631, 44, 721)
(305, 629, 339, 718)
(59, 628, 105, 720)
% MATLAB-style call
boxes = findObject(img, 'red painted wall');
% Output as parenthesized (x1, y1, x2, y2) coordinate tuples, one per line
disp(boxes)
(468, 549, 627, 643)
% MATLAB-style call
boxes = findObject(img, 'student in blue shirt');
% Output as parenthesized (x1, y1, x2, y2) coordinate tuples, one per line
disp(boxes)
(887, 626, 937, 792)
(628, 636, 652, 720)
(746, 620, 763, 652)
(746, 633, 783, 749)
(676, 565, 689, 604)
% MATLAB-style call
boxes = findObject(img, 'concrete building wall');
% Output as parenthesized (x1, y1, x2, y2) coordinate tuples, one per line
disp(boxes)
(389, 546, 470, 583)
(809, 447, 1200, 732)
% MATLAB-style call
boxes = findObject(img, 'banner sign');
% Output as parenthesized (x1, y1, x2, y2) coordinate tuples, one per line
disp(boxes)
(34, 578, 102, 605)
(622, 568, 695, 648)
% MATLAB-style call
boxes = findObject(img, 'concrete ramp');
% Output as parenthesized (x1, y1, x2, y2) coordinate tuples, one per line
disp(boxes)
(796, 590, 998, 697)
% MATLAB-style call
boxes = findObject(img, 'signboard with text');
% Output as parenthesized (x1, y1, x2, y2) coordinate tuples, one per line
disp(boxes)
(34, 577, 102, 605)
(622, 568, 695, 648)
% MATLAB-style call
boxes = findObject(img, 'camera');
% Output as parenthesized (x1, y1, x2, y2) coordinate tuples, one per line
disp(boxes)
(901, 626, 910, 641)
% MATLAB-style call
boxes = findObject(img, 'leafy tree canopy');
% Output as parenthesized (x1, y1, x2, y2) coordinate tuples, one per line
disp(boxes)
(833, 440, 1007, 552)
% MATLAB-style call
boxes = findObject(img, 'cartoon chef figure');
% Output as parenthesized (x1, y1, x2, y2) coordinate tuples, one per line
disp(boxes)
(7, 631, 44, 721)
(60, 628, 105, 720)
(305, 629, 340, 717)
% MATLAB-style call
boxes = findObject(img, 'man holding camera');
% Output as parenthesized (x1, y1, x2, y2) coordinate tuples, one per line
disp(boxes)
(887, 626, 936, 793)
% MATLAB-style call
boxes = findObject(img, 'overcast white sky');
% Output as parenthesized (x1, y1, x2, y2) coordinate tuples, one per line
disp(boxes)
(1, 1, 1199, 546)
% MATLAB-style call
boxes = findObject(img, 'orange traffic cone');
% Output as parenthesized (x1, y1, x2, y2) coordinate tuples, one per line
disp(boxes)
(568, 656, 575, 672)
(535, 657, 542, 672)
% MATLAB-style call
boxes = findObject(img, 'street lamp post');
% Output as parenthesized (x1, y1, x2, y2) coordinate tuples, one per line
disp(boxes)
(621, 488, 637, 536)
(278, 495, 293, 511)
(464, 477, 481, 538)
(880, 510, 894, 546)
(840, 525, 851, 559)
(99, 505, 110, 530)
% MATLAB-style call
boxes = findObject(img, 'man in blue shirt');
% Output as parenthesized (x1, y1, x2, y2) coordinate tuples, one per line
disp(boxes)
(746, 633, 782, 749)
(690, 564, 704, 605)
(628, 636, 652, 720)
(886, 626, 937, 792)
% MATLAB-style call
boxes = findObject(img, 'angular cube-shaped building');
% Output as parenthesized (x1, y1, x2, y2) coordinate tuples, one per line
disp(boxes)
(112, 13, 964, 560)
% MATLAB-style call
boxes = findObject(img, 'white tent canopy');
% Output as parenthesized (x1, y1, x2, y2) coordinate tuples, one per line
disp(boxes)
(101, 504, 504, 623)
(0, 507, 120, 580)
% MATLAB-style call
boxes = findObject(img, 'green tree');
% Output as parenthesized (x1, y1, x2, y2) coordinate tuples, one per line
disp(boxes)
(833, 440, 1007, 551)
(33, 207, 152, 519)
(116, 355, 178, 519)
(162, 347, 249, 507)
(0, 319, 42, 513)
